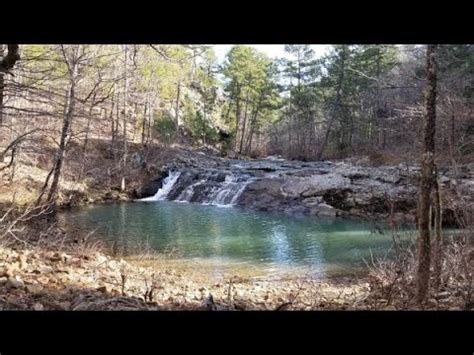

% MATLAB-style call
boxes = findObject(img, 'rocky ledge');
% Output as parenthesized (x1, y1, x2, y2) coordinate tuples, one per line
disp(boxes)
(239, 160, 473, 224)
(136, 154, 474, 226)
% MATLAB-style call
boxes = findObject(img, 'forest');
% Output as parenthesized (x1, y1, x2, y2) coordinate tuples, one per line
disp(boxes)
(0, 44, 472, 311)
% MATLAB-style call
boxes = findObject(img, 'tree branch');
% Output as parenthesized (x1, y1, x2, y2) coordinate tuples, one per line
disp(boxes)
(346, 66, 379, 82)
(0, 128, 41, 160)
(150, 44, 208, 64)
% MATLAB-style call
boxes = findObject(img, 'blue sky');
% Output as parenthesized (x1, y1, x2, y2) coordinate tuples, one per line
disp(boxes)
(212, 45, 330, 63)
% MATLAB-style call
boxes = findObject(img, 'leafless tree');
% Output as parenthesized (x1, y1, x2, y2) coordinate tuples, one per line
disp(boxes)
(416, 44, 438, 305)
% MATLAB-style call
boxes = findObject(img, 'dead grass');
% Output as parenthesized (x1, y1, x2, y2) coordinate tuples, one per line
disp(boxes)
(365, 226, 473, 310)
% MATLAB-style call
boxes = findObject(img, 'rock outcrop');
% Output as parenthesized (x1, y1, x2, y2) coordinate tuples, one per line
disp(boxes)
(138, 153, 474, 226)
(132, 170, 169, 199)
(237, 161, 421, 220)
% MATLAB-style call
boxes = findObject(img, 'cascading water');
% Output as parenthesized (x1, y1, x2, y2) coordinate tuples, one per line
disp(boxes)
(140, 169, 254, 207)
(174, 172, 254, 206)
(140, 171, 182, 201)
(176, 179, 206, 203)
(204, 174, 253, 206)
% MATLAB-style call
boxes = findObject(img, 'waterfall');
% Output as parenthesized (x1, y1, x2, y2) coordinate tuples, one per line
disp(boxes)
(230, 180, 252, 204)
(204, 175, 253, 206)
(140, 170, 253, 207)
(173, 173, 253, 206)
(140, 171, 181, 201)
(176, 179, 206, 202)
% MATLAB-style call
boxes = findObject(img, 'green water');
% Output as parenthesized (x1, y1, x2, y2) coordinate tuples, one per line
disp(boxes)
(60, 201, 414, 277)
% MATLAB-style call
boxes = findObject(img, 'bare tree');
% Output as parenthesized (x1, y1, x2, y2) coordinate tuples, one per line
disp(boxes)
(0, 45, 5, 126)
(42, 46, 83, 206)
(120, 45, 129, 191)
(416, 44, 438, 305)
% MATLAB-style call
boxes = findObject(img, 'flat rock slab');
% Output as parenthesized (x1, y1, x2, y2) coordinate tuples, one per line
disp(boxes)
(140, 155, 473, 223)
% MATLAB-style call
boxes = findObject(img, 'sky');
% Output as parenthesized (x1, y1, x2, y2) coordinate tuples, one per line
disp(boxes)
(212, 45, 331, 63)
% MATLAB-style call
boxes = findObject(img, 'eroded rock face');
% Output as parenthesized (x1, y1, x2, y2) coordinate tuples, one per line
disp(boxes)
(237, 161, 421, 218)
(238, 178, 290, 213)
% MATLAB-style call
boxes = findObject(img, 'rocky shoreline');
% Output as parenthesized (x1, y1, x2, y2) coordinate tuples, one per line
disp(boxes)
(2, 240, 469, 311)
(0, 244, 375, 311)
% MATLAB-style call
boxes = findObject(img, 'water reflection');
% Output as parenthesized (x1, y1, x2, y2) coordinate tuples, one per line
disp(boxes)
(60, 201, 407, 276)
(269, 224, 290, 264)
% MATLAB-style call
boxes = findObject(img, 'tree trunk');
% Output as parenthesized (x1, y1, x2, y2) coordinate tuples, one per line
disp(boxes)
(83, 98, 96, 154)
(449, 113, 458, 171)
(110, 98, 116, 143)
(121, 45, 129, 192)
(433, 166, 443, 292)
(132, 102, 138, 142)
(0, 45, 4, 125)
(147, 103, 153, 144)
(46, 46, 80, 205)
(246, 105, 260, 155)
(175, 79, 181, 127)
(349, 114, 355, 154)
(122, 45, 129, 168)
(317, 48, 346, 160)
(416, 44, 438, 305)
(239, 89, 251, 154)
(234, 95, 241, 152)
(287, 90, 293, 157)
(142, 99, 148, 145)
(373, 48, 382, 148)
(115, 89, 120, 153)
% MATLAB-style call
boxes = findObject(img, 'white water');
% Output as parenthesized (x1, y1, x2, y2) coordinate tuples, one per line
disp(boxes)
(230, 180, 253, 204)
(140, 171, 181, 201)
(176, 179, 206, 202)
(176, 174, 253, 207)
(204, 175, 254, 206)
(140, 169, 253, 207)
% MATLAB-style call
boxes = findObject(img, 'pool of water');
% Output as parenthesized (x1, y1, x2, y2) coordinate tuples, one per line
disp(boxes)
(59, 201, 414, 277)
